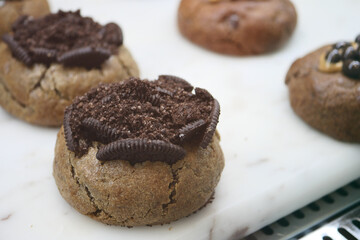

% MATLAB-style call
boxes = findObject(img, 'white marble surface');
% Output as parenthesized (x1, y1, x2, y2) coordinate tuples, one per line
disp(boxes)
(0, 0, 360, 239)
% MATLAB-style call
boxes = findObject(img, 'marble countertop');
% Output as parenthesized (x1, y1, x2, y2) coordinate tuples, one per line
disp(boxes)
(0, 0, 360, 239)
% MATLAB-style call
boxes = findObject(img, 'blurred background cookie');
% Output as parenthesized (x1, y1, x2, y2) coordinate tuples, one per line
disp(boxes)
(0, 10, 139, 126)
(53, 76, 224, 226)
(0, 0, 50, 37)
(178, 0, 297, 55)
(286, 34, 360, 142)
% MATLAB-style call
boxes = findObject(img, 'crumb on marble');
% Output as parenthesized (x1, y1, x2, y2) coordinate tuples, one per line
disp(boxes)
(1, 214, 12, 221)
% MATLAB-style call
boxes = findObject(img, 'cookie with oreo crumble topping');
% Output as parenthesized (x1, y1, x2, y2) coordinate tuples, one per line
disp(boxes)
(0, 0, 50, 37)
(53, 76, 224, 226)
(0, 10, 139, 126)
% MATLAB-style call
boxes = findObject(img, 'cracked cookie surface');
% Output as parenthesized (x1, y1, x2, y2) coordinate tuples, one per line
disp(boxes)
(0, 0, 50, 37)
(0, 43, 139, 126)
(53, 127, 224, 226)
(177, 0, 297, 55)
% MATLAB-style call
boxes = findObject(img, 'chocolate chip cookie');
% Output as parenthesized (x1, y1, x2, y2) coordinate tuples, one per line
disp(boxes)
(178, 0, 297, 55)
(286, 34, 360, 142)
(0, 10, 139, 126)
(53, 76, 225, 226)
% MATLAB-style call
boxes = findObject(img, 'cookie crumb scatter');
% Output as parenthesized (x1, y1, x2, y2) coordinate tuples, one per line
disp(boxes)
(64, 77, 220, 163)
(1, 214, 12, 221)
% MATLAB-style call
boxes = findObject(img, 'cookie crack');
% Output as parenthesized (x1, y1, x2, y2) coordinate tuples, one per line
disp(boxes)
(30, 67, 70, 101)
(68, 155, 115, 220)
(161, 161, 186, 215)
(83, 182, 116, 221)
(0, 77, 27, 108)
(29, 67, 49, 94)
(68, 155, 82, 192)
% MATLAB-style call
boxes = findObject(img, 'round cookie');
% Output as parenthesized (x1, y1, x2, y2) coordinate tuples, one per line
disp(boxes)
(178, 0, 297, 55)
(0, 0, 50, 37)
(53, 76, 225, 226)
(0, 11, 139, 126)
(286, 37, 360, 142)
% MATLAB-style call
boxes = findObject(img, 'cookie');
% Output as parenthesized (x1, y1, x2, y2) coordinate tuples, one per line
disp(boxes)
(0, 0, 50, 37)
(0, 10, 139, 126)
(178, 0, 297, 55)
(286, 34, 360, 142)
(53, 76, 225, 226)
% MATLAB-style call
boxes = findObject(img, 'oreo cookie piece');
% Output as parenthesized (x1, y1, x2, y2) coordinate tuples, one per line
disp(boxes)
(82, 117, 119, 143)
(63, 106, 77, 152)
(155, 87, 174, 97)
(58, 47, 111, 69)
(103, 23, 123, 45)
(2, 34, 32, 66)
(179, 119, 207, 142)
(31, 47, 57, 64)
(200, 99, 220, 148)
(96, 139, 186, 164)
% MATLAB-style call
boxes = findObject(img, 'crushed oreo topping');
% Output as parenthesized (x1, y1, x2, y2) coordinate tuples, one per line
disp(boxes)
(158, 75, 194, 92)
(64, 76, 220, 164)
(2, 10, 123, 68)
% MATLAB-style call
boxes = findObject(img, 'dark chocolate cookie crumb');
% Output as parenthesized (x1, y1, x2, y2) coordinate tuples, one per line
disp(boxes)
(96, 139, 186, 164)
(158, 75, 194, 92)
(64, 76, 220, 164)
(4, 10, 123, 68)
(200, 99, 220, 148)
